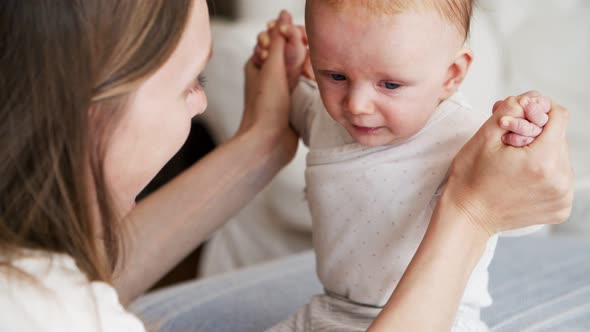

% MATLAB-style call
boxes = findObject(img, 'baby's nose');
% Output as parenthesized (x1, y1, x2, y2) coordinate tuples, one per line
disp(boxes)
(345, 91, 375, 115)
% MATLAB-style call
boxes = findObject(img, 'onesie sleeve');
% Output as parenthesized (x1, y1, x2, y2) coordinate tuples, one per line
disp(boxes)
(290, 78, 319, 146)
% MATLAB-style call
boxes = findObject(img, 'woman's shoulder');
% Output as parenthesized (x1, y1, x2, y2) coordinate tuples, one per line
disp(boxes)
(0, 252, 146, 332)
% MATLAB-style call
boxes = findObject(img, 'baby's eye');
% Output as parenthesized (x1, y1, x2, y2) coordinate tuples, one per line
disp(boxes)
(382, 82, 400, 90)
(330, 73, 347, 81)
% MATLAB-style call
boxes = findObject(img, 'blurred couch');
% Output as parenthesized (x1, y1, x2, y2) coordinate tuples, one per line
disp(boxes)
(199, 0, 590, 276)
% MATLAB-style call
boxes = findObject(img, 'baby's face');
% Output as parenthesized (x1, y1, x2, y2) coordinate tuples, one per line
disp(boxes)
(307, 3, 465, 146)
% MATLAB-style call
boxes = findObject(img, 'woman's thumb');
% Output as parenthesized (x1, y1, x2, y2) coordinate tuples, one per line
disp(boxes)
(257, 26, 289, 93)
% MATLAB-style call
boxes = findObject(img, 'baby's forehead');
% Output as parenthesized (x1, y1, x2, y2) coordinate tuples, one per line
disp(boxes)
(314, 0, 417, 16)
(306, 0, 471, 40)
(305, 6, 464, 73)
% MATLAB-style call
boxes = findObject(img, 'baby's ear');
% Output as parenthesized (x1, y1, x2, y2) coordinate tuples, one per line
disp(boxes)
(441, 48, 472, 99)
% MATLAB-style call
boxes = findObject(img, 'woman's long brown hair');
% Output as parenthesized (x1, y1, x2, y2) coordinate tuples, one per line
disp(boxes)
(0, 0, 193, 283)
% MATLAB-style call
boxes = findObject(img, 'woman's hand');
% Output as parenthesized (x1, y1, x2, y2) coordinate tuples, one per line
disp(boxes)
(240, 22, 298, 165)
(446, 92, 573, 236)
(252, 10, 314, 91)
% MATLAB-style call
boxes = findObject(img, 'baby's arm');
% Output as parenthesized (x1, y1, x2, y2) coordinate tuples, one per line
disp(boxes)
(496, 91, 551, 147)
(252, 10, 312, 92)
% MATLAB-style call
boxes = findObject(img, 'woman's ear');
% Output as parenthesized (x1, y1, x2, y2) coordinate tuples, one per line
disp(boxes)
(441, 48, 473, 99)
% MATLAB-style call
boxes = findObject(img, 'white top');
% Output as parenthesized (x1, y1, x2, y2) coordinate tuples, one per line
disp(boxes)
(291, 79, 499, 308)
(0, 252, 146, 332)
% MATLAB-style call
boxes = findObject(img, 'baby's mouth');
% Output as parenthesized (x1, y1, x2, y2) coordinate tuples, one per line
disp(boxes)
(351, 124, 384, 134)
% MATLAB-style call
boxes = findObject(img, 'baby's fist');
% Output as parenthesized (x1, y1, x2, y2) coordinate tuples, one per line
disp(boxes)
(496, 91, 551, 147)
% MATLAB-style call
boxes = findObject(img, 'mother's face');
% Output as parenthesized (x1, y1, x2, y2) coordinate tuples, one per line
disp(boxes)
(104, 0, 212, 215)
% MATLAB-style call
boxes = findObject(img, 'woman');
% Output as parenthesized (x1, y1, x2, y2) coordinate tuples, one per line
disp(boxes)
(0, 0, 572, 331)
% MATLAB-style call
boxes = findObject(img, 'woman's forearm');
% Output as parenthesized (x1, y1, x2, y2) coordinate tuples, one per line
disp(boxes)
(368, 192, 490, 331)
(114, 128, 295, 303)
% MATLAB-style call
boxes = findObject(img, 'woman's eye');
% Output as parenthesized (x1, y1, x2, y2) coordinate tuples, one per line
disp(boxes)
(383, 82, 400, 90)
(188, 74, 207, 95)
(196, 74, 208, 88)
(330, 73, 346, 81)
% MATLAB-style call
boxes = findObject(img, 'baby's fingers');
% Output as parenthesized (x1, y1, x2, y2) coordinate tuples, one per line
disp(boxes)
(281, 25, 306, 64)
(522, 96, 551, 128)
(499, 116, 542, 137)
(502, 133, 534, 147)
(277, 24, 309, 91)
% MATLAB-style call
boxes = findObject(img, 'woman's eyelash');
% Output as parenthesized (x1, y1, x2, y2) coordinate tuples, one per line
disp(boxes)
(188, 74, 207, 94)
(197, 74, 207, 87)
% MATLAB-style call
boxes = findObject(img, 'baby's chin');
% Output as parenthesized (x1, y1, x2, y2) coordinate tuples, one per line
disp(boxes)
(347, 129, 403, 147)
(355, 138, 399, 147)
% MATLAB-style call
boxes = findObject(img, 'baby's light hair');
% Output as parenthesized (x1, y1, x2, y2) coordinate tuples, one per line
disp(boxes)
(315, 0, 474, 40)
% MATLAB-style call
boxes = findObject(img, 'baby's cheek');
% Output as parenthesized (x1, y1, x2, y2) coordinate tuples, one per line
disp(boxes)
(391, 108, 430, 137)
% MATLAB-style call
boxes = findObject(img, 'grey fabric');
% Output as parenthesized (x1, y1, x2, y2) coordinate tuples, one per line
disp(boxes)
(132, 252, 322, 332)
(131, 236, 590, 332)
(265, 294, 488, 332)
(483, 236, 590, 331)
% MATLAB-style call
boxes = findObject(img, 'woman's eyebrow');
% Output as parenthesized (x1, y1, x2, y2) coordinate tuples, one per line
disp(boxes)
(185, 45, 213, 91)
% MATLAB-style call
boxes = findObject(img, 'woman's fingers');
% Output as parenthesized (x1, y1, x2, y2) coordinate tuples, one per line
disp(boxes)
(243, 22, 289, 128)
(267, 19, 277, 30)
(252, 28, 272, 68)
(258, 31, 270, 48)
(531, 101, 569, 146)
(252, 44, 268, 67)
(257, 23, 289, 99)
(257, 10, 309, 89)
(256, 8, 291, 63)
(525, 102, 573, 224)
(278, 9, 293, 26)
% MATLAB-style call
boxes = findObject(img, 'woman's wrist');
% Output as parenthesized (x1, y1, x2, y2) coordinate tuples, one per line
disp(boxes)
(233, 120, 298, 173)
(433, 189, 491, 252)
(437, 184, 494, 241)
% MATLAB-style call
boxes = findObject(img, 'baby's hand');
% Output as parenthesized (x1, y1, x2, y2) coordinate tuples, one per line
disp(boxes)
(252, 10, 312, 92)
(494, 91, 551, 147)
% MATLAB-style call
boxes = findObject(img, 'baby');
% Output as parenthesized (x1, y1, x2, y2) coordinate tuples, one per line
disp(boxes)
(253, 1, 550, 331)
